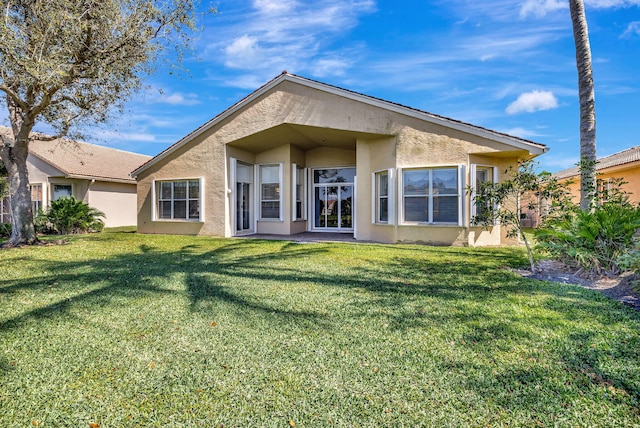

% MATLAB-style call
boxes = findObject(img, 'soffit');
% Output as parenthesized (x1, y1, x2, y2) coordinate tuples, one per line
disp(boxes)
(227, 123, 390, 153)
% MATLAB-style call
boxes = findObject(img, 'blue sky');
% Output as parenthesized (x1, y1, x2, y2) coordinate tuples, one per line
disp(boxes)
(36, 1, 640, 172)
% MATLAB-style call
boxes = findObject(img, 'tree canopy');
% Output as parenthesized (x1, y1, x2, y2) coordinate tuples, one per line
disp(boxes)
(0, 0, 202, 246)
(0, 0, 199, 138)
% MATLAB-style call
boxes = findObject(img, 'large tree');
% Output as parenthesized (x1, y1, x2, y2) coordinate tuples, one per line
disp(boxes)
(0, 0, 200, 246)
(569, 0, 597, 211)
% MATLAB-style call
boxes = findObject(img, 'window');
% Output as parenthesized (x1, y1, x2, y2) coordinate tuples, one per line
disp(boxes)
(470, 165, 497, 220)
(375, 171, 389, 223)
(597, 178, 613, 203)
(402, 167, 460, 224)
(30, 184, 43, 213)
(0, 196, 10, 223)
(292, 164, 306, 220)
(260, 164, 281, 220)
(156, 179, 201, 221)
(53, 184, 72, 200)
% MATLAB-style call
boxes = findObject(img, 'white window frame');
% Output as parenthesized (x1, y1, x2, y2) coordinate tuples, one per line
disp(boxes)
(52, 183, 73, 201)
(470, 164, 498, 222)
(372, 169, 394, 225)
(30, 183, 44, 213)
(292, 163, 307, 221)
(152, 178, 204, 222)
(258, 163, 283, 221)
(398, 165, 464, 226)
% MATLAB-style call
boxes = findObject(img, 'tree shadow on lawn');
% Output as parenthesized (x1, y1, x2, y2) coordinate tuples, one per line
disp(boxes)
(1, 238, 635, 335)
(1, 237, 639, 415)
(0, 240, 333, 332)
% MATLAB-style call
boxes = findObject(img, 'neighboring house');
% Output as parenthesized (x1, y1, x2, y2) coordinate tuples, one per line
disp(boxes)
(0, 127, 152, 227)
(132, 72, 548, 246)
(554, 146, 640, 204)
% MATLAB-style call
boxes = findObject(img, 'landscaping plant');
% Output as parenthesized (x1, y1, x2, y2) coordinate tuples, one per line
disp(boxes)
(536, 178, 640, 276)
(0, 222, 10, 238)
(40, 196, 105, 235)
(468, 159, 572, 272)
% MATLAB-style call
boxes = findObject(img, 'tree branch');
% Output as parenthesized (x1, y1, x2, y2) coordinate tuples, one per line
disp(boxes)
(0, 84, 29, 112)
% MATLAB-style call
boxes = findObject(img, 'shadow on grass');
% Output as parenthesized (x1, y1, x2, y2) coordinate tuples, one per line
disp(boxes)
(1, 234, 639, 413)
(0, 239, 331, 332)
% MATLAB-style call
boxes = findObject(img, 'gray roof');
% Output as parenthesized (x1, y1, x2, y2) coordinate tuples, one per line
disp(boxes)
(0, 126, 151, 183)
(554, 146, 640, 179)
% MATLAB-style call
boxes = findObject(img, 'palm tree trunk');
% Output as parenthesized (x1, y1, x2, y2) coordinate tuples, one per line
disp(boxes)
(569, 0, 597, 211)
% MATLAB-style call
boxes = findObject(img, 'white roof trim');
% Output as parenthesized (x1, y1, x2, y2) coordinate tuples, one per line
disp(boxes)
(132, 73, 547, 177)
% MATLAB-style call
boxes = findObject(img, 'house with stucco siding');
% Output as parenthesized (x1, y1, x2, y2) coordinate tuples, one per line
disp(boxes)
(132, 72, 548, 246)
(554, 146, 640, 204)
(0, 127, 151, 227)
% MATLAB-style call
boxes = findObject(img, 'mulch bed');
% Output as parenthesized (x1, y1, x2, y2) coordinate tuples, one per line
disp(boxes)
(518, 260, 640, 311)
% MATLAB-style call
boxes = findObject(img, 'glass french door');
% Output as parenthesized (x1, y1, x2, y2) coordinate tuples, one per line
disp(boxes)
(313, 168, 355, 231)
(235, 162, 253, 233)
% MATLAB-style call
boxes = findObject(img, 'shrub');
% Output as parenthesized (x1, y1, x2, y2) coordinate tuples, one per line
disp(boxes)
(0, 222, 10, 238)
(617, 233, 640, 276)
(536, 196, 640, 276)
(40, 197, 105, 235)
(34, 209, 55, 235)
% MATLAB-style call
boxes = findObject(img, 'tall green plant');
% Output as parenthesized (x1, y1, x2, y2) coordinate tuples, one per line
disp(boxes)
(468, 160, 572, 272)
(41, 197, 105, 235)
(535, 180, 640, 275)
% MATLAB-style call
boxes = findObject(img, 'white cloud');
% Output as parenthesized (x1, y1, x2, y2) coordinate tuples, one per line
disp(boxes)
(311, 58, 352, 78)
(622, 21, 640, 37)
(501, 127, 545, 138)
(224, 35, 261, 69)
(224, 74, 269, 90)
(207, 0, 376, 85)
(92, 129, 157, 142)
(587, 0, 640, 7)
(519, 0, 565, 18)
(506, 90, 559, 114)
(253, 0, 298, 15)
(520, 0, 640, 18)
(155, 92, 201, 106)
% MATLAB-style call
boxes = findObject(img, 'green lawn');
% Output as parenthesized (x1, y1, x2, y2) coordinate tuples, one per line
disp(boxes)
(1, 231, 639, 427)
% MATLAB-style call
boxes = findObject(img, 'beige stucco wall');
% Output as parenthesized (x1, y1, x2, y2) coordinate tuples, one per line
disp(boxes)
(562, 161, 640, 205)
(26, 155, 138, 227)
(87, 181, 138, 227)
(137, 131, 225, 236)
(135, 79, 538, 245)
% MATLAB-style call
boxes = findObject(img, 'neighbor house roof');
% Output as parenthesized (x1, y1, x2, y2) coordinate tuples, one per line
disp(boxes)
(0, 126, 151, 184)
(132, 72, 548, 177)
(554, 146, 640, 180)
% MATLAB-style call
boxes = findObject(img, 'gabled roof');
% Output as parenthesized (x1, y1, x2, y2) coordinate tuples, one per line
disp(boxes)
(132, 72, 548, 177)
(554, 146, 640, 180)
(0, 126, 151, 184)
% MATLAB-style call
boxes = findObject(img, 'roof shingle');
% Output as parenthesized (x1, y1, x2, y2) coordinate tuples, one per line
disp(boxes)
(554, 146, 640, 179)
(0, 126, 151, 183)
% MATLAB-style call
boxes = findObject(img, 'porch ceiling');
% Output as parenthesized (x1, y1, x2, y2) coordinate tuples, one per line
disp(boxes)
(226, 123, 391, 154)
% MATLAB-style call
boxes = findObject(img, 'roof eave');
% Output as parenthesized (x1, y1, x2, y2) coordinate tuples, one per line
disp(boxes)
(65, 173, 136, 184)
